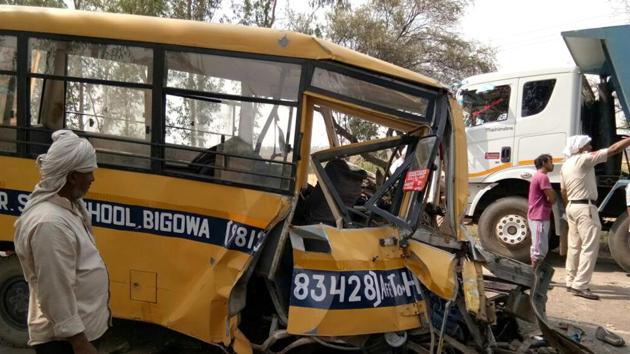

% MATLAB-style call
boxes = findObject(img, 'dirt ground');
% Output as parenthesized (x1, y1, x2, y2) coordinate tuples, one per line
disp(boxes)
(2, 252, 628, 354)
(544, 251, 630, 354)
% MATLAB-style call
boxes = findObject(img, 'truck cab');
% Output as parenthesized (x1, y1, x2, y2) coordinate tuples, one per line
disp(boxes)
(461, 67, 584, 184)
(458, 25, 630, 270)
(458, 67, 591, 260)
(460, 66, 626, 265)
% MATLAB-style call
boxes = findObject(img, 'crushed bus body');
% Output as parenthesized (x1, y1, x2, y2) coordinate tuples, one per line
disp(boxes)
(0, 6, 589, 353)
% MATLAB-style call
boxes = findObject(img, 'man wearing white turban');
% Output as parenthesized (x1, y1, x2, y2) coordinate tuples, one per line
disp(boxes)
(560, 134, 630, 300)
(14, 130, 109, 354)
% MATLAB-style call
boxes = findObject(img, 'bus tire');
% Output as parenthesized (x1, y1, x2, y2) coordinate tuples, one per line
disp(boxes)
(478, 197, 531, 262)
(0, 255, 29, 348)
(609, 213, 630, 272)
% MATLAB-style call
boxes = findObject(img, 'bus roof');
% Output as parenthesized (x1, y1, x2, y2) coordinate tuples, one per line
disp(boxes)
(0, 5, 444, 89)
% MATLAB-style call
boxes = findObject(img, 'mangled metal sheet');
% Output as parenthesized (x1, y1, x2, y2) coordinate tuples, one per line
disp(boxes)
(287, 224, 428, 336)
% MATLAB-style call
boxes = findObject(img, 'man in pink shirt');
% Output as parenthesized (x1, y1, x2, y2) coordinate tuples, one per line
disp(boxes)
(528, 154, 556, 268)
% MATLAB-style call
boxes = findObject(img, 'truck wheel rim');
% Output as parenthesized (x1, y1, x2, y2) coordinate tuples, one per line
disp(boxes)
(495, 214, 529, 246)
(1, 276, 28, 329)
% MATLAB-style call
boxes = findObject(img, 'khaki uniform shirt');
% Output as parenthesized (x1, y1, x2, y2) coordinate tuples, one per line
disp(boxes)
(560, 148, 608, 201)
(14, 195, 110, 345)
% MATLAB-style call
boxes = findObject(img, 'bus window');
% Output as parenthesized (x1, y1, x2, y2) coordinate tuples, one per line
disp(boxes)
(30, 39, 152, 82)
(163, 51, 300, 192)
(0, 35, 17, 153)
(165, 51, 301, 101)
(295, 100, 412, 227)
(28, 38, 153, 167)
(311, 68, 430, 120)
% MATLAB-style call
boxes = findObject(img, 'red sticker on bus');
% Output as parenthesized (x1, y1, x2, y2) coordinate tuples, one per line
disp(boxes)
(403, 169, 430, 191)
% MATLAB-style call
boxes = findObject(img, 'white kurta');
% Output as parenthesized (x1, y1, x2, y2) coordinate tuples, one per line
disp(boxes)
(14, 195, 110, 345)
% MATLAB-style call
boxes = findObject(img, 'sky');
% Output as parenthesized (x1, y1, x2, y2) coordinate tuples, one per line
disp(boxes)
(459, 0, 630, 71)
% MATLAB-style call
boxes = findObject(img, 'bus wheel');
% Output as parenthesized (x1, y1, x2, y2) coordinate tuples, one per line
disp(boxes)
(0, 255, 29, 348)
(609, 213, 630, 272)
(478, 197, 531, 262)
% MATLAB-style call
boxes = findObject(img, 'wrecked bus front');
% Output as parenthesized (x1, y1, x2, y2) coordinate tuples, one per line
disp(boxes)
(0, 6, 588, 354)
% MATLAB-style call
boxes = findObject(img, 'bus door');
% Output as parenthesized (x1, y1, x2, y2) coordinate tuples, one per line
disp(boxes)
(286, 94, 432, 336)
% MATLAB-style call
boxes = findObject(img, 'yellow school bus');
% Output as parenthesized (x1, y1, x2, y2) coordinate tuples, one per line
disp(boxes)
(0, 5, 586, 354)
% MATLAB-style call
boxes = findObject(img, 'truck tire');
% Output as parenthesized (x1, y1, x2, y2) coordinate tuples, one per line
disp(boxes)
(609, 213, 630, 272)
(0, 255, 29, 347)
(478, 197, 531, 262)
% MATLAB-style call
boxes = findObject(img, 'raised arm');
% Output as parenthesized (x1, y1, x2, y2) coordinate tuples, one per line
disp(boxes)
(607, 136, 630, 156)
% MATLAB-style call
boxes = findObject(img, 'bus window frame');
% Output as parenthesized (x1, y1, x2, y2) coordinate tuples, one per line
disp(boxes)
(1, 29, 443, 197)
(0, 33, 18, 153)
(307, 61, 438, 125)
(3, 30, 305, 195)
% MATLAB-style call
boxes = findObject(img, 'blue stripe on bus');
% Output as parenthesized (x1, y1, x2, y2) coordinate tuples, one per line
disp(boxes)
(290, 268, 422, 310)
(0, 188, 265, 254)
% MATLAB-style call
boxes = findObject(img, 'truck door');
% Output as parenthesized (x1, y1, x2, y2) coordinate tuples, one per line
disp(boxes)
(459, 80, 517, 181)
(514, 73, 576, 176)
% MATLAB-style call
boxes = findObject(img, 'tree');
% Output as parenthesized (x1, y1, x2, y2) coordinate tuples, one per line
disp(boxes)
(0, 0, 65, 6)
(325, 0, 495, 84)
(283, 0, 496, 173)
(74, 0, 222, 21)
(234, 0, 278, 27)
(169, 0, 222, 21)
(229, 0, 348, 30)
(74, 0, 168, 16)
(282, 0, 348, 36)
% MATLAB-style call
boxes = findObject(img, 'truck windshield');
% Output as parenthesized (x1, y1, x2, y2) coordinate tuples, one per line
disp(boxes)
(459, 84, 511, 127)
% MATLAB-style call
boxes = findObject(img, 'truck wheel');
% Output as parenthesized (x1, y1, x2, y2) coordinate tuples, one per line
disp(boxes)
(478, 197, 531, 262)
(609, 213, 630, 272)
(0, 255, 29, 347)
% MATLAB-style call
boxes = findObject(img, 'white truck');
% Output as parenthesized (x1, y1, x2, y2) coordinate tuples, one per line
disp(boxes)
(457, 25, 630, 271)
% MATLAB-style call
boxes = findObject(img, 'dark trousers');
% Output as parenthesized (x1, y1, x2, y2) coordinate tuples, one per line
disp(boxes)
(33, 338, 101, 354)
(33, 341, 73, 354)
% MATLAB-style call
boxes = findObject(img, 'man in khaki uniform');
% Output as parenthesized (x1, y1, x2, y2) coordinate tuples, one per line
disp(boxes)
(561, 135, 630, 300)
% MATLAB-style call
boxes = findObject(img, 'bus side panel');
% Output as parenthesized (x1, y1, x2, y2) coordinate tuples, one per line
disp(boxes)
(0, 156, 291, 344)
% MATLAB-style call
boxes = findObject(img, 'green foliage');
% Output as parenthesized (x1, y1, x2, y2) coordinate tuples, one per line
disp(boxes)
(325, 0, 496, 83)
(168, 0, 222, 21)
(284, 0, 348, 36)
(74, 0, 221, 20)
(236, 0, 277, 27)
(0, 0, 65, 6)
(283, 0, 496, 169)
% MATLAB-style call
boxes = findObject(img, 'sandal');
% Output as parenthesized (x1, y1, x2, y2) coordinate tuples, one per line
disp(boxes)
(573, 288, 599, 300)
(595, 326, 625, 347)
